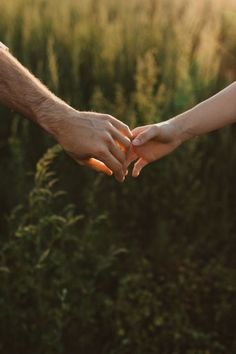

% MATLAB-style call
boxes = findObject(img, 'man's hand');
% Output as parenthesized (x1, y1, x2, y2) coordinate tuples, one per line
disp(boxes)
(126, 121, 182, 177)
(0, 48, 132, 182)
(40, 104, 132, 182)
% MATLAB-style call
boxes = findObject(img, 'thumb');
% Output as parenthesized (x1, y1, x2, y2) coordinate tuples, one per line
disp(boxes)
(132, 125, 159, 146)
(80, 158, 113, 176)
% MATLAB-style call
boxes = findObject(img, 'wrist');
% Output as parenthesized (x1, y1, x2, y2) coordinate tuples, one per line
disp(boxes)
(34, 96, 76, 139)
(169, 111, 196, 144)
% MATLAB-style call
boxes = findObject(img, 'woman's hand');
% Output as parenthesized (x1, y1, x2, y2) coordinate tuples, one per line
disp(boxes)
(127, 120, 183, 177)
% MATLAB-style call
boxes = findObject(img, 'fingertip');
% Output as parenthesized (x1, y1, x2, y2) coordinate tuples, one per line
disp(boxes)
(116, 175, 125, 183)
(132, 165, 140, 177)
(132, 169, 140, 178)
(106, 170, 113, 176)
(132, 158, 148, 177)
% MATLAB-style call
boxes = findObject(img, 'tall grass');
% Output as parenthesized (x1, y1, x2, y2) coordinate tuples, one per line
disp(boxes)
(0, 1, 236, 353)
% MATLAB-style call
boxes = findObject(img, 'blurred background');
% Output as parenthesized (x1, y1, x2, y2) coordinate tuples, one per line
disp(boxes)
(0, 0, 236, 353)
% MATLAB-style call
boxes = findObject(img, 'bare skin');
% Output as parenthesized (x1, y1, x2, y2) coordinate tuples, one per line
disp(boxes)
(0, 46, 132, 182)
(127, 82, 236, 177)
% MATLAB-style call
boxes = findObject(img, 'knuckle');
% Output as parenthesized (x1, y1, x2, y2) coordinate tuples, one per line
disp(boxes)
(122, 123, 132, 137)
(103, 132, 112, 142)
(104, 120, 113, 131)
(98, 114, 108, 123)
(104, 114, 113, 122)
(107, 121, 114, 130)
(123, 123, 129, 131)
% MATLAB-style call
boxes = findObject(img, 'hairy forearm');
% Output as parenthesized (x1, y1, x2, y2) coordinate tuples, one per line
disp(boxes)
(0, 47, 132, 181)
(172, 82, 236, 142)
(0, 48, 73, 136)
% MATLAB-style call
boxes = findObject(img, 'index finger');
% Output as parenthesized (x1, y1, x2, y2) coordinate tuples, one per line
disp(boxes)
(132, 125, 151, 137)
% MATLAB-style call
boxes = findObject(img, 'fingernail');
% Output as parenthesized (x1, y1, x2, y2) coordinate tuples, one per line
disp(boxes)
(132, 139, 141, 146)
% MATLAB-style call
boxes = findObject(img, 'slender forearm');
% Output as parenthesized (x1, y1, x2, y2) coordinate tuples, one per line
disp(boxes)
(172, 82, 236, 142)
(0, 48, 73, 136)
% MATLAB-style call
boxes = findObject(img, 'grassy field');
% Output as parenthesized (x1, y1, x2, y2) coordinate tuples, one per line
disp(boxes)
(0, 0, 236, 353)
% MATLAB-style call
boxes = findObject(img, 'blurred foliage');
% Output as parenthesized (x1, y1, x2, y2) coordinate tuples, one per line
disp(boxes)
(0, 0, 236, 353)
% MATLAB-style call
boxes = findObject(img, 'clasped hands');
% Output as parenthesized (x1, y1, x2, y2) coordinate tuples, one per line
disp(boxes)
(54, 109, 182, 182)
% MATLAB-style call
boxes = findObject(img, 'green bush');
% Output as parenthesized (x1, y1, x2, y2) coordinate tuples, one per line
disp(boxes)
(0, 144, 235, 354)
